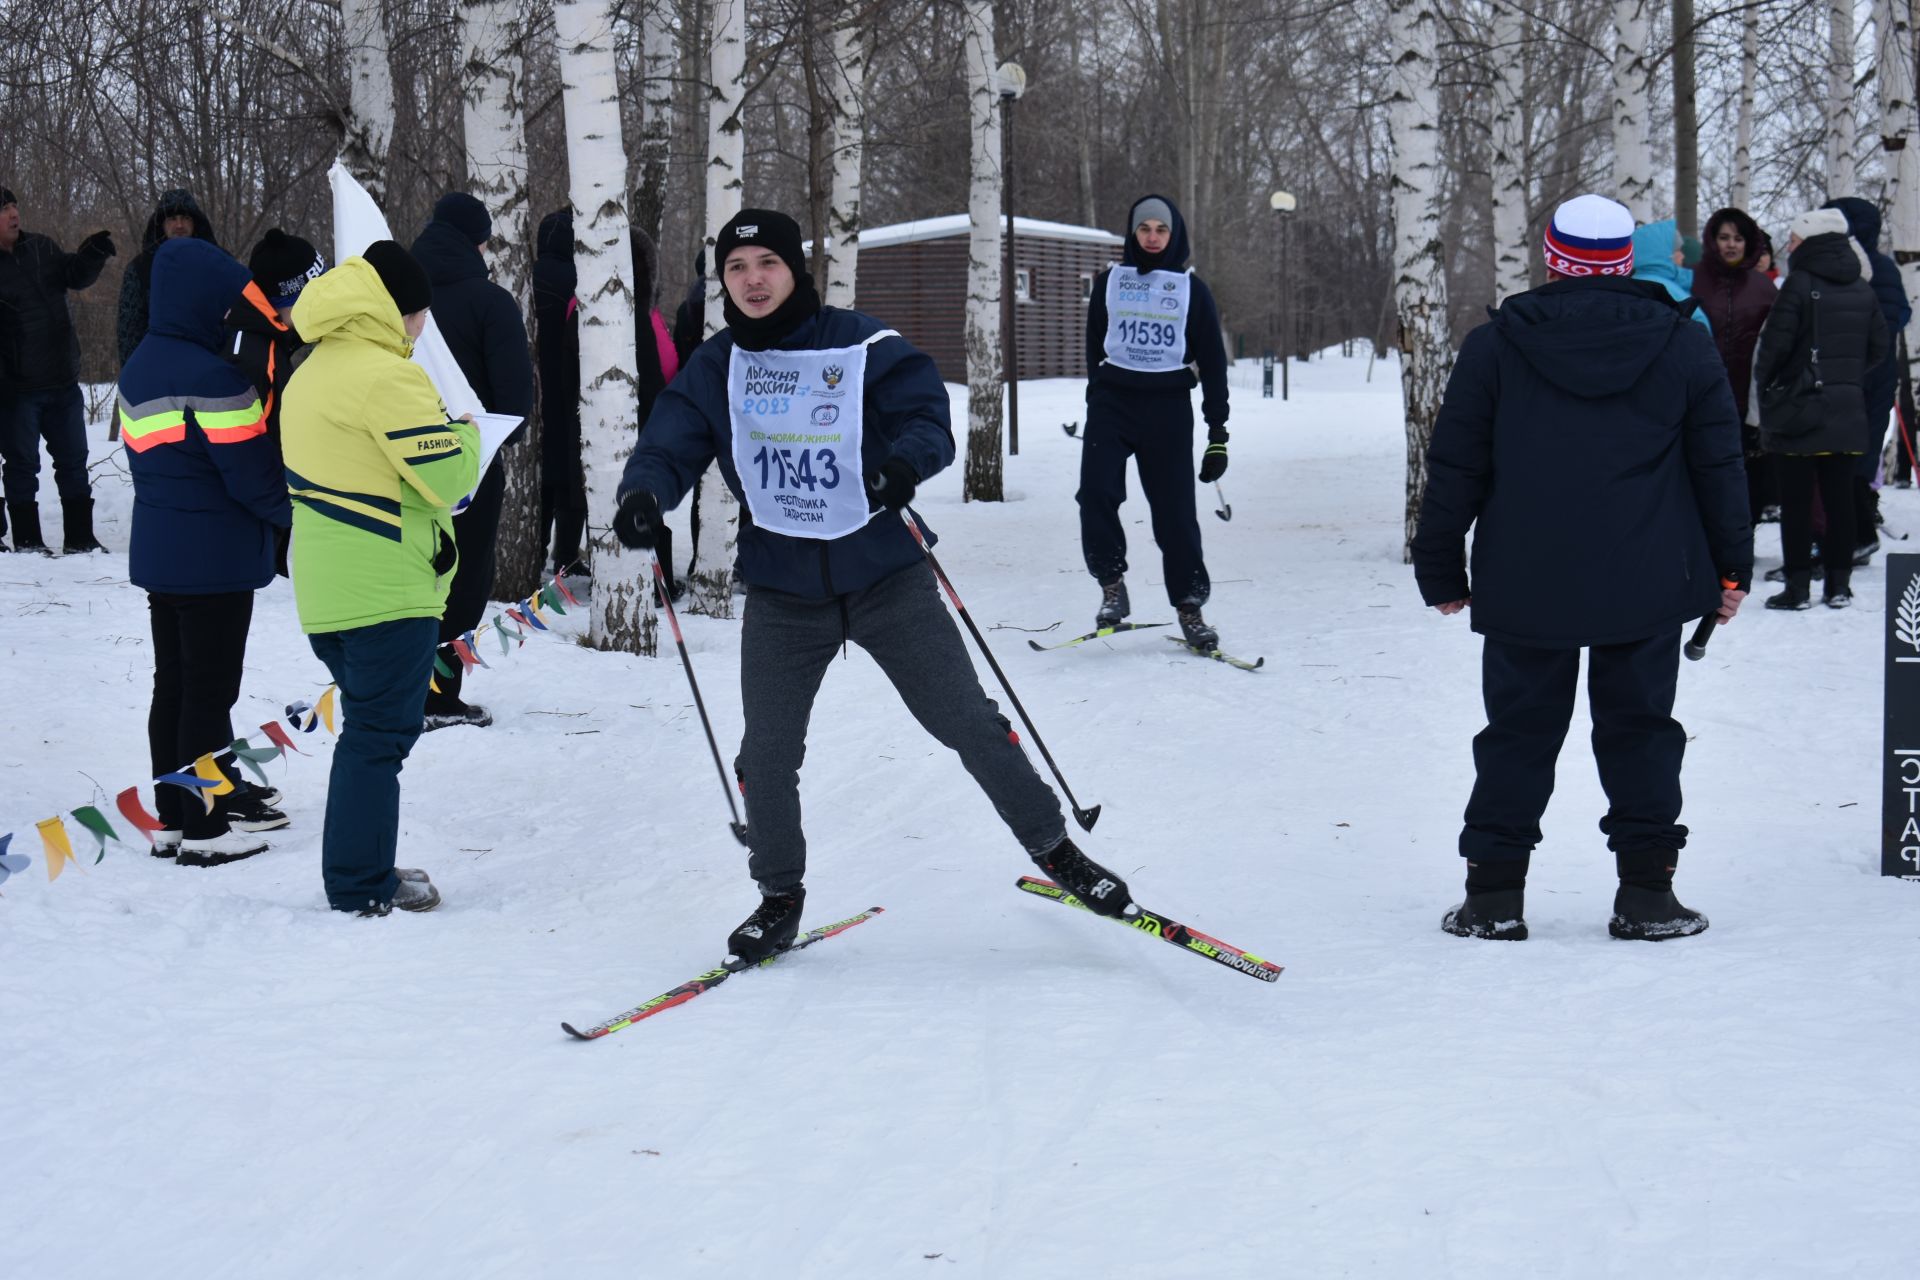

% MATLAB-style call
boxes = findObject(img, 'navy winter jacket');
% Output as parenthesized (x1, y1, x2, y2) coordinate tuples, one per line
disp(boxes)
(1084, 193, 1230, 431)
(620, 306, 953, 599)
(117, 238, 291, 594)
(0, 229, 111, 390)
(1824, 197, 1912, 427)
(1411, 277, 1752, 649)
(410, 218, 534, 437)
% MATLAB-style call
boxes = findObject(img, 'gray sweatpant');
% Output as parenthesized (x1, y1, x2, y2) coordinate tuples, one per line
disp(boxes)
(736, 560, 1067, 891)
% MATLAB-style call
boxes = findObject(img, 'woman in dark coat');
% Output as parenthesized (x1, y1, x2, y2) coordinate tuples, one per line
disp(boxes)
(1692, 207, 1780, 521)
(1753, 210, 1890, 609)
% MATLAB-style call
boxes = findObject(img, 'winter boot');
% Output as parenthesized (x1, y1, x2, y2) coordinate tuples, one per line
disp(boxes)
(175, 828, 269, 867)
(1176, 605, 1219, 652)
(234, 779, 282, 809)
(151, 830, 182, 859)
(6, 501, 50, 554)
(423, 698, 493, 731)
(356, 877, 442, 917)
(1030, 835, 1132, 917)
(1853, 535, 1881, 566)
(1763, 565, 1787, 583)
(1095, 578, 1130, 629)
(727, 886, 806, 963)
(61, 497, 104, 554)
(1825, 587, 1854, 609)
(1608, 885, 1708, 940)
(1441, 889, 1528, 940)
(219, 787, 290, 832)
(1765, 573, 1812, 610)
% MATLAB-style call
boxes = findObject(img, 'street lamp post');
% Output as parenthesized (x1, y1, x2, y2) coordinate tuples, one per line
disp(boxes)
(998, 62, 1027, 455)
(1270, 190, 1296, 400)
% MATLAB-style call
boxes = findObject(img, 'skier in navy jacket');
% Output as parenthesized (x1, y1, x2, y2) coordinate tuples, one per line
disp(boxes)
(1411, 194, 1752, 945)
(614, 208, 1134, 962)
(1080, 193, 1231, 652)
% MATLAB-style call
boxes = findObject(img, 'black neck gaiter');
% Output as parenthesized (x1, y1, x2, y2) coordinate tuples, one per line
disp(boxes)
(724, 276, 823, 351)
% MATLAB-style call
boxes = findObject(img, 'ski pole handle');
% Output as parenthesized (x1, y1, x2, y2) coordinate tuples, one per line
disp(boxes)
(1684, 576, 1740, 661)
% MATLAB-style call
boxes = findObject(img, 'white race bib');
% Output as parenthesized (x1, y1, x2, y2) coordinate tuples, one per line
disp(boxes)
(1102, 267, 1191, 372)
(727, 331, 896, 541)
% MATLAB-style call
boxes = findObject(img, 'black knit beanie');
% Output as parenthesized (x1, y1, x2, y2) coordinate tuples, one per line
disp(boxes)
(249, 228, 327, 305)
(362, 239, 433, 314)
(434, 192, 492, 246)
(0, 186, 16, 210)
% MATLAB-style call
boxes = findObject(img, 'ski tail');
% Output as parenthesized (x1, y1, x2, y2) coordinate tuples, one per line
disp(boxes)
(1016, 877, 1281, 982)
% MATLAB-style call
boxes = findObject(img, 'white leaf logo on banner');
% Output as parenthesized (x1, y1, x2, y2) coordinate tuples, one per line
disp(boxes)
(1898, 575, 1920, 653)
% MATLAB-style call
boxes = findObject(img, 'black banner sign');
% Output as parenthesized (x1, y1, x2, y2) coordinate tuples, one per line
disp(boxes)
(1883, 553, 1920, 878)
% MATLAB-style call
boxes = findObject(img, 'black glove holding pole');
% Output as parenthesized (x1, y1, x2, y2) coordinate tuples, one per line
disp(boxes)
(866, 457, 919, 512)
(612, 490, 663, 549)
(1198, 429, 1229, 483)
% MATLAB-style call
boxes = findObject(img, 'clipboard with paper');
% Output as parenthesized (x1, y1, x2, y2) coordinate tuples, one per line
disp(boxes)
(328, 161, 522, 513)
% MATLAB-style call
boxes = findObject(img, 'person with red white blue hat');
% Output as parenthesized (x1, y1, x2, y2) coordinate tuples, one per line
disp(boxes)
(1411, 192, 1753, 945)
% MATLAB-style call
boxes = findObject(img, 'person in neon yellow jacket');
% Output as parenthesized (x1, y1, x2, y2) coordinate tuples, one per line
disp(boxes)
(280, 240, 479, 915)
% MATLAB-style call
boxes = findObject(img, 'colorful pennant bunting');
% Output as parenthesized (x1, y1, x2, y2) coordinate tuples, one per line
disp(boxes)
(69, 806, 119, 864)
(114, 786, 167, 845)
(0, 832, 27, 888)
(315, 687, 337, 734)
(36, 817, 76, 881)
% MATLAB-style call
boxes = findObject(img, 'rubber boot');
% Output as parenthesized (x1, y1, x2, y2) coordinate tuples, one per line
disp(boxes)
(6, 501, 50, 554)
(62, 497, 104, 554)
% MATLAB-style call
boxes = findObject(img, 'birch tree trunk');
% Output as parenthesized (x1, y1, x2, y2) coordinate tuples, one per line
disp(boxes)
(961, 0, 1005, 503)
(1609, 1, 1654, 222)
(1389, 0, 1453, 562)
(555, 0, 653, 655)
(339, 0, 396, 204)
(1829, 0, 1859, 194)
(822, 14, 872, 309)
(1733, 4, 1757, 208)
(634, 0, 677, 244)
(1488, 0, 1530, 302)
(1672, 0, 1699, 239)
(460, 0, 542, 601)
(1876, 0, 1920, 406)
(689, 0, 747, 617)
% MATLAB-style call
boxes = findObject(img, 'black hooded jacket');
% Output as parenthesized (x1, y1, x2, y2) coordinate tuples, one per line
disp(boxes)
(532, 208, 579, 469)
(1412, 277, 1752, 649)
(1084, 194, 1230, 431)
(118, 190, 218, 366)
(410, 216, 534, 438)
(0, 228, 112, 390)
(1754, 231, 1890, 457)
(1822, 196, 1912, 427)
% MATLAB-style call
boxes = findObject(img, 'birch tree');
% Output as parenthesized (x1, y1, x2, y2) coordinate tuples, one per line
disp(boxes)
(1828, 0, 1858, 194)
(339, 0, 397, 203)
(555, 0, 653, 655)
(1609, 1, 1653, 222)
(634, 0, 677, 242)
(961, 0, 1005, 503)
(1388, 0, 1452, 560)
(822, 12, 873, 309)
(689, 0, 747, 617)
(1876, 0, 1920, 402)
(1487, 0, 1530, 302)
(1732, 2, 1757, 208)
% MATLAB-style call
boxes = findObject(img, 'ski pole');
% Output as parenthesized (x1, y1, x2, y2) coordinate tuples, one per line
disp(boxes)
(650, 550, 748, 845)
(1212, 481, 1232, 521)
(899, 509, 1102, 831)
(1684, 575, 1741, 661)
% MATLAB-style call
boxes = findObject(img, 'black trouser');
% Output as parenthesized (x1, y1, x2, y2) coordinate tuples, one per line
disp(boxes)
(1077, 382, 1208, 608)
(147, 590, 254, 838)
(1459, 633, 1687, 866)
(430, 464, 506, 707)
(1777, 453, 1856, 592)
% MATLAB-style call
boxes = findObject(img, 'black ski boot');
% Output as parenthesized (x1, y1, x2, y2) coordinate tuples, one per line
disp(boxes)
(1765, 572, 1812, 610)
(728, 887, 806, 963)
(1030, 836, 1132, 917)
(1441, 890, 1528, 940)
(1609, 885, 1708, 940)
(1095, 578, 1130, 629)
(62, 497, 105, 554)
(7, 501, 50, 554)
(1176, 605, 1219, 652)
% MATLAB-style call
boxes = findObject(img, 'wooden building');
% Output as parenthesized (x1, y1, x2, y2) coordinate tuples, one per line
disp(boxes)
(848, 215, 1123, 382)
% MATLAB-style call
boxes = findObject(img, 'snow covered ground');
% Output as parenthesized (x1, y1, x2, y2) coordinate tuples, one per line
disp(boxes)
(3, 353, 1916, 1278)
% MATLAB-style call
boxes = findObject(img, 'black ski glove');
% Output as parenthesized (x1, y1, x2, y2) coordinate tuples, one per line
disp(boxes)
(80, 230, 116, 260)
(612, 490, 663, 549)
(865, 457, 919, 512)
(1198, 429, 1229, 483)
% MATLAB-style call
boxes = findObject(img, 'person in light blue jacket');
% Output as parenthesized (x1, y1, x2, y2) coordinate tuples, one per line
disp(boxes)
(1631, 219, 1711, 333)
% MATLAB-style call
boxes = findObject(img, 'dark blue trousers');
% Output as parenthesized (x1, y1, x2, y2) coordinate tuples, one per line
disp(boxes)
(1460, 633, 1688, 863)
(1076, 382, 1209, 608)
(1, 384, 90, 505)
(308, 617, 437, 912)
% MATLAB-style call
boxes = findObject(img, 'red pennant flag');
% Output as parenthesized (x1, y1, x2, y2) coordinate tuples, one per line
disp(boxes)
(554, 577, 581, 607)
(114, 786, 167, 845)
(451, 637, 479, 671)
(260, 720, 303, 755)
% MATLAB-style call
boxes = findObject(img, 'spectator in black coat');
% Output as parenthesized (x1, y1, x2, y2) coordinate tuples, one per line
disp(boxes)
(1823, 196, 1914, 559)
(1754, 209, 1891, 609)
(117, 189, 219, 367)
(671, 249, 707, 367)
(1412, 193, 1752, 945)
(0, 186, 115, 552)
(532, 208, 583, 576)
(410, 192, 534, 729)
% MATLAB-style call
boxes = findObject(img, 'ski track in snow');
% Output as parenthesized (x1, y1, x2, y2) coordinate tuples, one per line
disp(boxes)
(2, 355, 1916, 1277)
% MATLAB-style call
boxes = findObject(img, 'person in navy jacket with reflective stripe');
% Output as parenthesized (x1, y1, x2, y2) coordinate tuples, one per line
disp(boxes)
(615, 208, 1135, 966)
(118, 236, 292, 864)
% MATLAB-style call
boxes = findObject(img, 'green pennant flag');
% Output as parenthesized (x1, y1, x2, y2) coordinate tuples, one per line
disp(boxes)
(492, 614, 514, 655)
(538, 583, 563, 615)
(433, 651, 455, 679)
(69, 805, 119, 864)
(229, 738, 282, 787)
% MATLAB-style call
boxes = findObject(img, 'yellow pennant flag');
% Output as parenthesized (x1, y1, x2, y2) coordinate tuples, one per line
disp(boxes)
(316, 685, 338, 733)
(192, 754, 235, 811)
(36, 816, 76, 882)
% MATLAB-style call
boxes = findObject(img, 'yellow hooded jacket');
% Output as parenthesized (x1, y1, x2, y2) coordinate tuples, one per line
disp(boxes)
(282, 256, 480, 634)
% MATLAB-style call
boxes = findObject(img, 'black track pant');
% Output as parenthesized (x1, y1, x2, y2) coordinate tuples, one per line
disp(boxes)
(1459, 633, 1687, 865)
(147, 590, 254, 838)
(430, 464, 505, 707)
(1777, 453, 1856, 592)
(1076, 382, 1208, 608)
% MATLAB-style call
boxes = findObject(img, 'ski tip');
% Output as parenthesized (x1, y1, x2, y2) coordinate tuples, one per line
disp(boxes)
(561, 1022, 595, 1041)
(1027, 639, 1047, 651)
